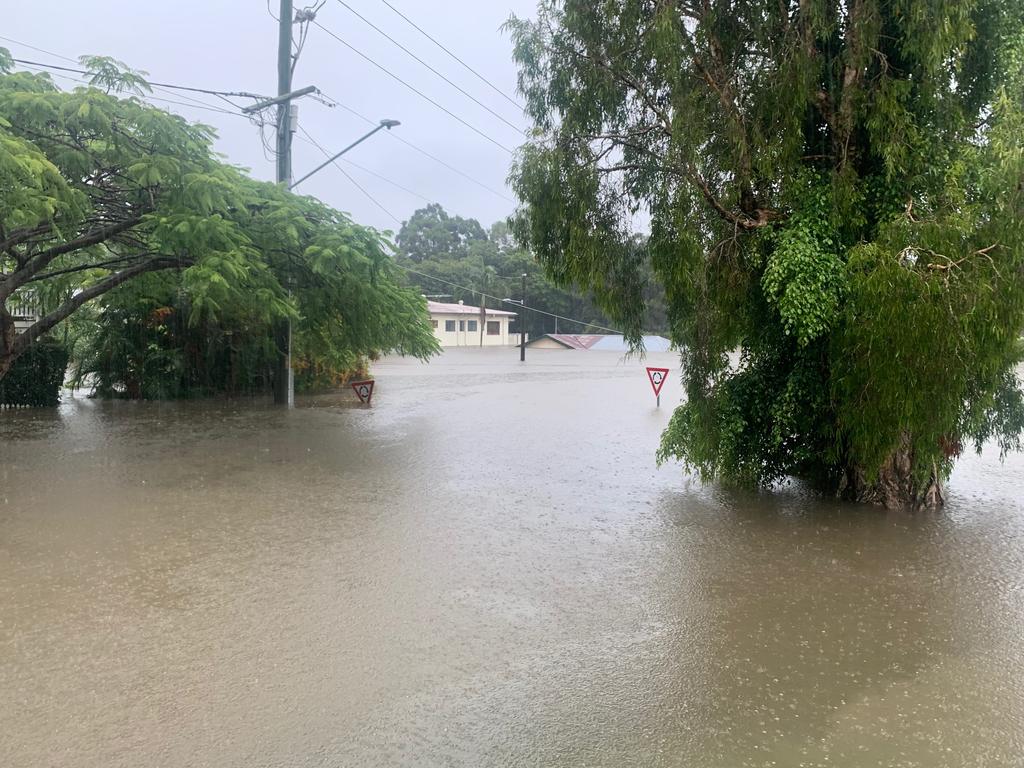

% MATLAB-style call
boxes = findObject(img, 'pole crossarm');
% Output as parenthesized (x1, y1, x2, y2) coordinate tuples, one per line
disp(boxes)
(242, 85, 318, 114)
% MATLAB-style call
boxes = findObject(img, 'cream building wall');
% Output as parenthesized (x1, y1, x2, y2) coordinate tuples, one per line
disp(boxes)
(427, 301, 517, 348)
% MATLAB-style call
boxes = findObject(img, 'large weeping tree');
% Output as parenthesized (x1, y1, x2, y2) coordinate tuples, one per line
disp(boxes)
(507, 0, 1024, 508)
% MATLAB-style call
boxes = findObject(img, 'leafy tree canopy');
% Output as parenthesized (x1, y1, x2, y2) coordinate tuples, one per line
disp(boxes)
(395, 203, 667, 338)
(507, 0, 1024, 506)
(0, 53, 437, 386)
(395, 202, 487, 263)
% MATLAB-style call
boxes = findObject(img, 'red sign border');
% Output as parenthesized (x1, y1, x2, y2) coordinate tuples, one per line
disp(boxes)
(351, 379, 375, 404)
(646, 367, 669, 397)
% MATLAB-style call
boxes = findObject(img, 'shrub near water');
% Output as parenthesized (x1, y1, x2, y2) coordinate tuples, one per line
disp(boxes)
(0, 338, 68, 407)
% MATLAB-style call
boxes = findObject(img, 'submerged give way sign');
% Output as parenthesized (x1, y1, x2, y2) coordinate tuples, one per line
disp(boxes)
(351, 379, 375, 404)
(646, 367, 669, 398)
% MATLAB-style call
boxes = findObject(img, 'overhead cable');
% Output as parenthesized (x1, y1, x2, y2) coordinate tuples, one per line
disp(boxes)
(9, 57, 267, 101)
(311, 20, 514, 154)
(334, 0, 525, 135)
(297, 126, 402, 225)
(316, 90, 515, 203)
(15, 63, 249, 118)
(399, 265, 624, 334)
(293, 132, 434, 203)
(374, 0, 524, 111)
(0, 37, 266, 114)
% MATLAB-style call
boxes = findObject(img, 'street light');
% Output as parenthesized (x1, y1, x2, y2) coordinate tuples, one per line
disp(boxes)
(289, 119, 400, 190)
(273, 118, 399, 408)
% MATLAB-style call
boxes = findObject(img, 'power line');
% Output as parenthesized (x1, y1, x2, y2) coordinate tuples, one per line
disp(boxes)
(10, 57, 267, 101)
(375, 0, 524, 111)
(213, 93, 246, 111)
(342, 158, 433, 203)
(15, 63, 250, 119)
(399, 265, 623, 334)
(316, 90, 515, 203)
(333, 0, 525, 136)
(5, 36, 518, 214)
(311, 20, 514, 154)
(0, 35, 77, 63)
(293, 132, 433, 203)
(388, 132, 515, 203)
(0, 38, 265, 115)
(297, 126, 402, 225)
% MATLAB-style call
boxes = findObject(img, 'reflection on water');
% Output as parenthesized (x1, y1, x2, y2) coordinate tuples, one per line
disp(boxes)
(1, 349, 1022, 767)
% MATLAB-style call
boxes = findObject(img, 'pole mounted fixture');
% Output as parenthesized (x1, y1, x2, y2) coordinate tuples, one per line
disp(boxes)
(289, 119, 401, 190)
(242, 85, 319, 114)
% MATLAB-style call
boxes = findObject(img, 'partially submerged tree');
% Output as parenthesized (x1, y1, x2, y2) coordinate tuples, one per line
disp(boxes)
(68, 183, 438, 397)
(507, 1, 1024, 507)
(0, 52, 436, 387)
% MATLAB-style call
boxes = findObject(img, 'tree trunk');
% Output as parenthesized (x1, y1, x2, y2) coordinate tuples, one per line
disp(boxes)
(838, 433, 945, 509)
(0, 303, 15, 381)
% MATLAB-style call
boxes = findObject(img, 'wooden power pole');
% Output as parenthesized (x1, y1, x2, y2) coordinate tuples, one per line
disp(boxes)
(273, 0, 295, 405)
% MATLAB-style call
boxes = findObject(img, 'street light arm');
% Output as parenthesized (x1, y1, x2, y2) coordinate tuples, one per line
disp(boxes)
(289, 119, 400, 190)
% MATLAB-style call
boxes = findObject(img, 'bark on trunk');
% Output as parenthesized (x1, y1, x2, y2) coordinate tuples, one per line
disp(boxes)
(0, 303, 15, 381)
(838, 433, 945, 509)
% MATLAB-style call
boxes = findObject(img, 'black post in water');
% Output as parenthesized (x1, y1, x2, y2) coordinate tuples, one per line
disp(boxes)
(520, 273, 526, 362)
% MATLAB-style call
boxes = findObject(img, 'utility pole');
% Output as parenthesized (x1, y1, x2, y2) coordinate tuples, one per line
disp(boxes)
(520, 273, 526, 362)
(478, 270, 487, 347)
(272, 0, 295, 405)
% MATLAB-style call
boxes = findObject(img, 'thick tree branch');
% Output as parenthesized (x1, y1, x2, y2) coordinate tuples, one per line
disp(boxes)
(0, 222, 54, 258)
(685, 164, 775, 230)
(596, 163, 648, 174)
(0, 215, 147, 302)
(835, 0, 869, 167)
(25, 253, 157, 283)
(9, 257, 187, 358)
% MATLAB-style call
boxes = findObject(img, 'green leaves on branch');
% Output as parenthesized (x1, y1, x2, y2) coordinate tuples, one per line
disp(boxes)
(1, 55, 438, 392)
(510, 0, 1024, 505)
(761, 190, 846, 347)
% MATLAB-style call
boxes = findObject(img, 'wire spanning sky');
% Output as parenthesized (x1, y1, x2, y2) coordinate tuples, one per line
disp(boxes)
(4, 0, 537, 233)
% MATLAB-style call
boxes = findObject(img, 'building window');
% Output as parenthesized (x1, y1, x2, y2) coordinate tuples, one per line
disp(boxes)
(486, 321, 500, 336)
(445, 320, 456, 332)
(431, 319, 438, 329)
(467, 320, 478, 332)
(459, 320, 465, 331)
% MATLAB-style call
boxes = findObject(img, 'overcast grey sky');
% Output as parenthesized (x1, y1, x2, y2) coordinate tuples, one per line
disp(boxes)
(4, 0, 538, 233)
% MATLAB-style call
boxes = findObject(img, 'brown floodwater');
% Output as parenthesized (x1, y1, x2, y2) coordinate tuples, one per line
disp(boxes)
(1, 348, 1022, 767)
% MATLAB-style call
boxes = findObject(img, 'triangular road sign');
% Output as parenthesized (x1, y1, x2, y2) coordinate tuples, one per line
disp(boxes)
(646, 367, 669, 397)
(351, 379, 375, 404)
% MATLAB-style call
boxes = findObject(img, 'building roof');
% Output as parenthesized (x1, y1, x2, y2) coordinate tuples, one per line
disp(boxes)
(530, 334, 607, 349)
(528, 333, 673, 352)
(427, 300, 516, 317)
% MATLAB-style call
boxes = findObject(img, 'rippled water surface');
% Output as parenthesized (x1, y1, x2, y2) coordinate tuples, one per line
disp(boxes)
(1, 349, 1022, 767)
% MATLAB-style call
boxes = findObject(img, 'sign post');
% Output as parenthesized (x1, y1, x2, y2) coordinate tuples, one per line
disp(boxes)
(646, 367, 669, 407)
(351, 379, 375, 405)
